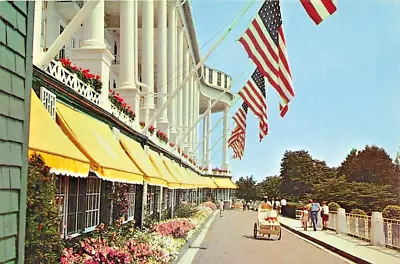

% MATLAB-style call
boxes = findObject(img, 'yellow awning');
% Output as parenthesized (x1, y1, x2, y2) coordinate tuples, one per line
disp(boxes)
(188, 170, 207, 188)
(148, 150, 181, 188)
(176, 164, 201, 188)
(201, 176, 218, 189)
(120, 134, 171, 187)
(28, 91, 90, 177)
(212, 177, 238, 189)
(56, 102, 143, 184)
(163, 159, 195, 188)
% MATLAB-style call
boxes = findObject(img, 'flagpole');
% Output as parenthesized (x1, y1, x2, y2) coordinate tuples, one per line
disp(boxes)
(143, 0, 256, 133)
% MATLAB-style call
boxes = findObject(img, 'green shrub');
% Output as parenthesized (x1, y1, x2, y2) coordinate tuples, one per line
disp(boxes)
(25, 154, 64, 263)
(382, 205, 400, 220)
(174, 203, 198, 218)
(349, 209, 367, 216)
(328, 202, 341, 211)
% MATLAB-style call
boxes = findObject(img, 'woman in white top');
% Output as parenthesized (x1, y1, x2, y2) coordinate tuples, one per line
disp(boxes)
(321, 201, 329, 230)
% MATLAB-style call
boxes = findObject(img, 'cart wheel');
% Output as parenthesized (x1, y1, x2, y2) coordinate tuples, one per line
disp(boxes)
(253, 223, 258, 239)
(278, 228, 282, 240)
(268, 234, 271, 239)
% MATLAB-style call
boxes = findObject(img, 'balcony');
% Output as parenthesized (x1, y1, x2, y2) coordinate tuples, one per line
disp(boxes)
(57, 1, 83, 21)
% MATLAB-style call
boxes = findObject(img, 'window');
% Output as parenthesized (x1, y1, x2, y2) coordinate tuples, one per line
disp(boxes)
(56, 176, 68, 238)
(224, 75, 228, 88)
(154, 186, 160, 213)
(127, 185, 136, 221)
(59, 25, 66, 59)
(147, 185, 154, 215)
(203, 67, 207, 80)
(209, 69, 213, 83)
(217, 72, 222, 86)
(67, 177, 84, 236)
(85, 178, 101, 231)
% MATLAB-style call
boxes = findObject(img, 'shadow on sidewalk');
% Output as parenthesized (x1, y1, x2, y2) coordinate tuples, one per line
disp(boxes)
(242, 235, 278, 241)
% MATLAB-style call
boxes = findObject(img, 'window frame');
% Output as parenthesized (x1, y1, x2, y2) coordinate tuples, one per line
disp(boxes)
(84, 177, 101, 233)
(217, 72, 222, 86)
(224, 75, 228, 88)
(127, 184, 136, 222)
(209, 69, 213, 83)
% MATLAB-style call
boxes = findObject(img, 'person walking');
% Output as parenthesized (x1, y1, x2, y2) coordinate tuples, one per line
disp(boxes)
(310, 200, 321, 231)
(301, 206, 309, 231)
(219, 199, 224, 217)
(321, 201, 329, 230)
(280, 197, 287, 216)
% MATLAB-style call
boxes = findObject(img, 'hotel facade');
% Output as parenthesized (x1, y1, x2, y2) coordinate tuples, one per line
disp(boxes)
(0, 1, 238, 257)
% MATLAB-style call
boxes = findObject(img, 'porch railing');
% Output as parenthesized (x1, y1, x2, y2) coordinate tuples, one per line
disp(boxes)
(45, 59, 100, 105)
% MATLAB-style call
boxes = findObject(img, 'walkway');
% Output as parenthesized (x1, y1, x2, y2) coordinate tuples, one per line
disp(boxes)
(279, 216, 400, 264)
(188, 210, 350, 264)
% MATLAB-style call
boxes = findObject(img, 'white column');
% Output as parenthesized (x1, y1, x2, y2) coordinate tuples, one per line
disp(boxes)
(193, 82, 199, 160)
(176, 26, 184, 145)
(336, 208, 347, 234)
(71, 0, 113, 111)
(83, 0, 105, 48)
(205, 99, 211, 167)
(188, 73, 194, 155)
(167, 3, 178, 143)
(222, 105, 229, 170)
(202, 115, 207, 166)
(33, 0, 43, 65)
(156, 0, 169, 134)
(158, 187, 163, 221)
(182, 49, 190, 153)
(116, 0, 140, 116)
(371, 212, 385, 246)
(140, 0, 155, 124)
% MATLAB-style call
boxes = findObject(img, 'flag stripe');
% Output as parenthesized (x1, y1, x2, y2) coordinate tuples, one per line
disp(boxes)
(300, 0, 337, 25)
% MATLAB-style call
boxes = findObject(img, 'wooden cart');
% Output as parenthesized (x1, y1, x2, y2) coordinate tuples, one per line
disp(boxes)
(253, 209, 282, 240)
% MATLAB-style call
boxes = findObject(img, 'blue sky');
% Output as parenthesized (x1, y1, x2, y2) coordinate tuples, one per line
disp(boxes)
(191, 0, 400, 182)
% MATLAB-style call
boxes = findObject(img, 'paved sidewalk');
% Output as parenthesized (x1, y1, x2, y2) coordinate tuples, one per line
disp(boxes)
(279, 216, 400, 264)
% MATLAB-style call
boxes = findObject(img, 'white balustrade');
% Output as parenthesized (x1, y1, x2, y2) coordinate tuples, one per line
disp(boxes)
(45, 59, 100, 105)
(110, 103, 135, 129)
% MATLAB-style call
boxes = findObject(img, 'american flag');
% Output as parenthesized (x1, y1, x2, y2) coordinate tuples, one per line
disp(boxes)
(238, 69, 268, 141)
(300, 0, 337, 25)
(238, 0, 294, 118)
(229, 129, 245, 160)
(228, 126, 245, 159)
(232, 102, 248, 132)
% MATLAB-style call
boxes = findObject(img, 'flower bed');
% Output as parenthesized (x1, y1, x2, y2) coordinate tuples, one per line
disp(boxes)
(60, 204, 214, 263)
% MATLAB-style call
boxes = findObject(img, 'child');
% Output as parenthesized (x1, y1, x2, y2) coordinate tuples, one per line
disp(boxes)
(321, 202, 329, 230)
(301, 206, 309, 231)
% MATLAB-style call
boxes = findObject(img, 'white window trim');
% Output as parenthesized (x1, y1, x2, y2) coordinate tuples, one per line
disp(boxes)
(84, 177, 101, 232)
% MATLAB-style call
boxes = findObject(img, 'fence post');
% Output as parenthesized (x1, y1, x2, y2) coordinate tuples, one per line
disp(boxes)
(336, 208, 347, 234)
(370, 212, 385, 246)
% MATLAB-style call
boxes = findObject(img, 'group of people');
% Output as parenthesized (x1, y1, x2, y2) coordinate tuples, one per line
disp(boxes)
(300, 200, 329, 231)
(259, 196, 287, 214)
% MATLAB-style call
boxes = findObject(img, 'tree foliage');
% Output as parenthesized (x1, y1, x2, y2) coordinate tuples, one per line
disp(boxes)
(234, 176, 258, 201)
(25, 154, 64, 263)
(257, 175, 282, 198)
(279, 150, 335, 201)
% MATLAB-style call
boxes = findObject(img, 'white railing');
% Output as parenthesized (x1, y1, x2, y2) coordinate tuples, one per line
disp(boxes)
(327, 211, 337, 230)
(45, 59, 100, 105)
(346, 213, 371, 242)
(383, 218, 400, 250)
(110, 103, 136, 130)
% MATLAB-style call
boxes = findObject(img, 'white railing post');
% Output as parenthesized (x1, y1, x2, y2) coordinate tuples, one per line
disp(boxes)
(336, 208, 347, 235)
(370, 212, 385, 246)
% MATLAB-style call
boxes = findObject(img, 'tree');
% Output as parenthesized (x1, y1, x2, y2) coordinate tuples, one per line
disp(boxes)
(234, 176, 258, 201)
(313, 176, 397, 213)
(279, 150, 336, 201)
(257, 175, 282, 198)
(338, 145, 398, 185)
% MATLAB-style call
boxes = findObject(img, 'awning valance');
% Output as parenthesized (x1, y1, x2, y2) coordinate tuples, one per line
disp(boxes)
(28, 91, 90, 178)
(56, 102, 143, 184)
(212, 177, 238, 189)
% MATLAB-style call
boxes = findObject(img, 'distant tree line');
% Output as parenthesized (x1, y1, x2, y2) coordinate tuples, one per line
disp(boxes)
(234, 145, 400, 214)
